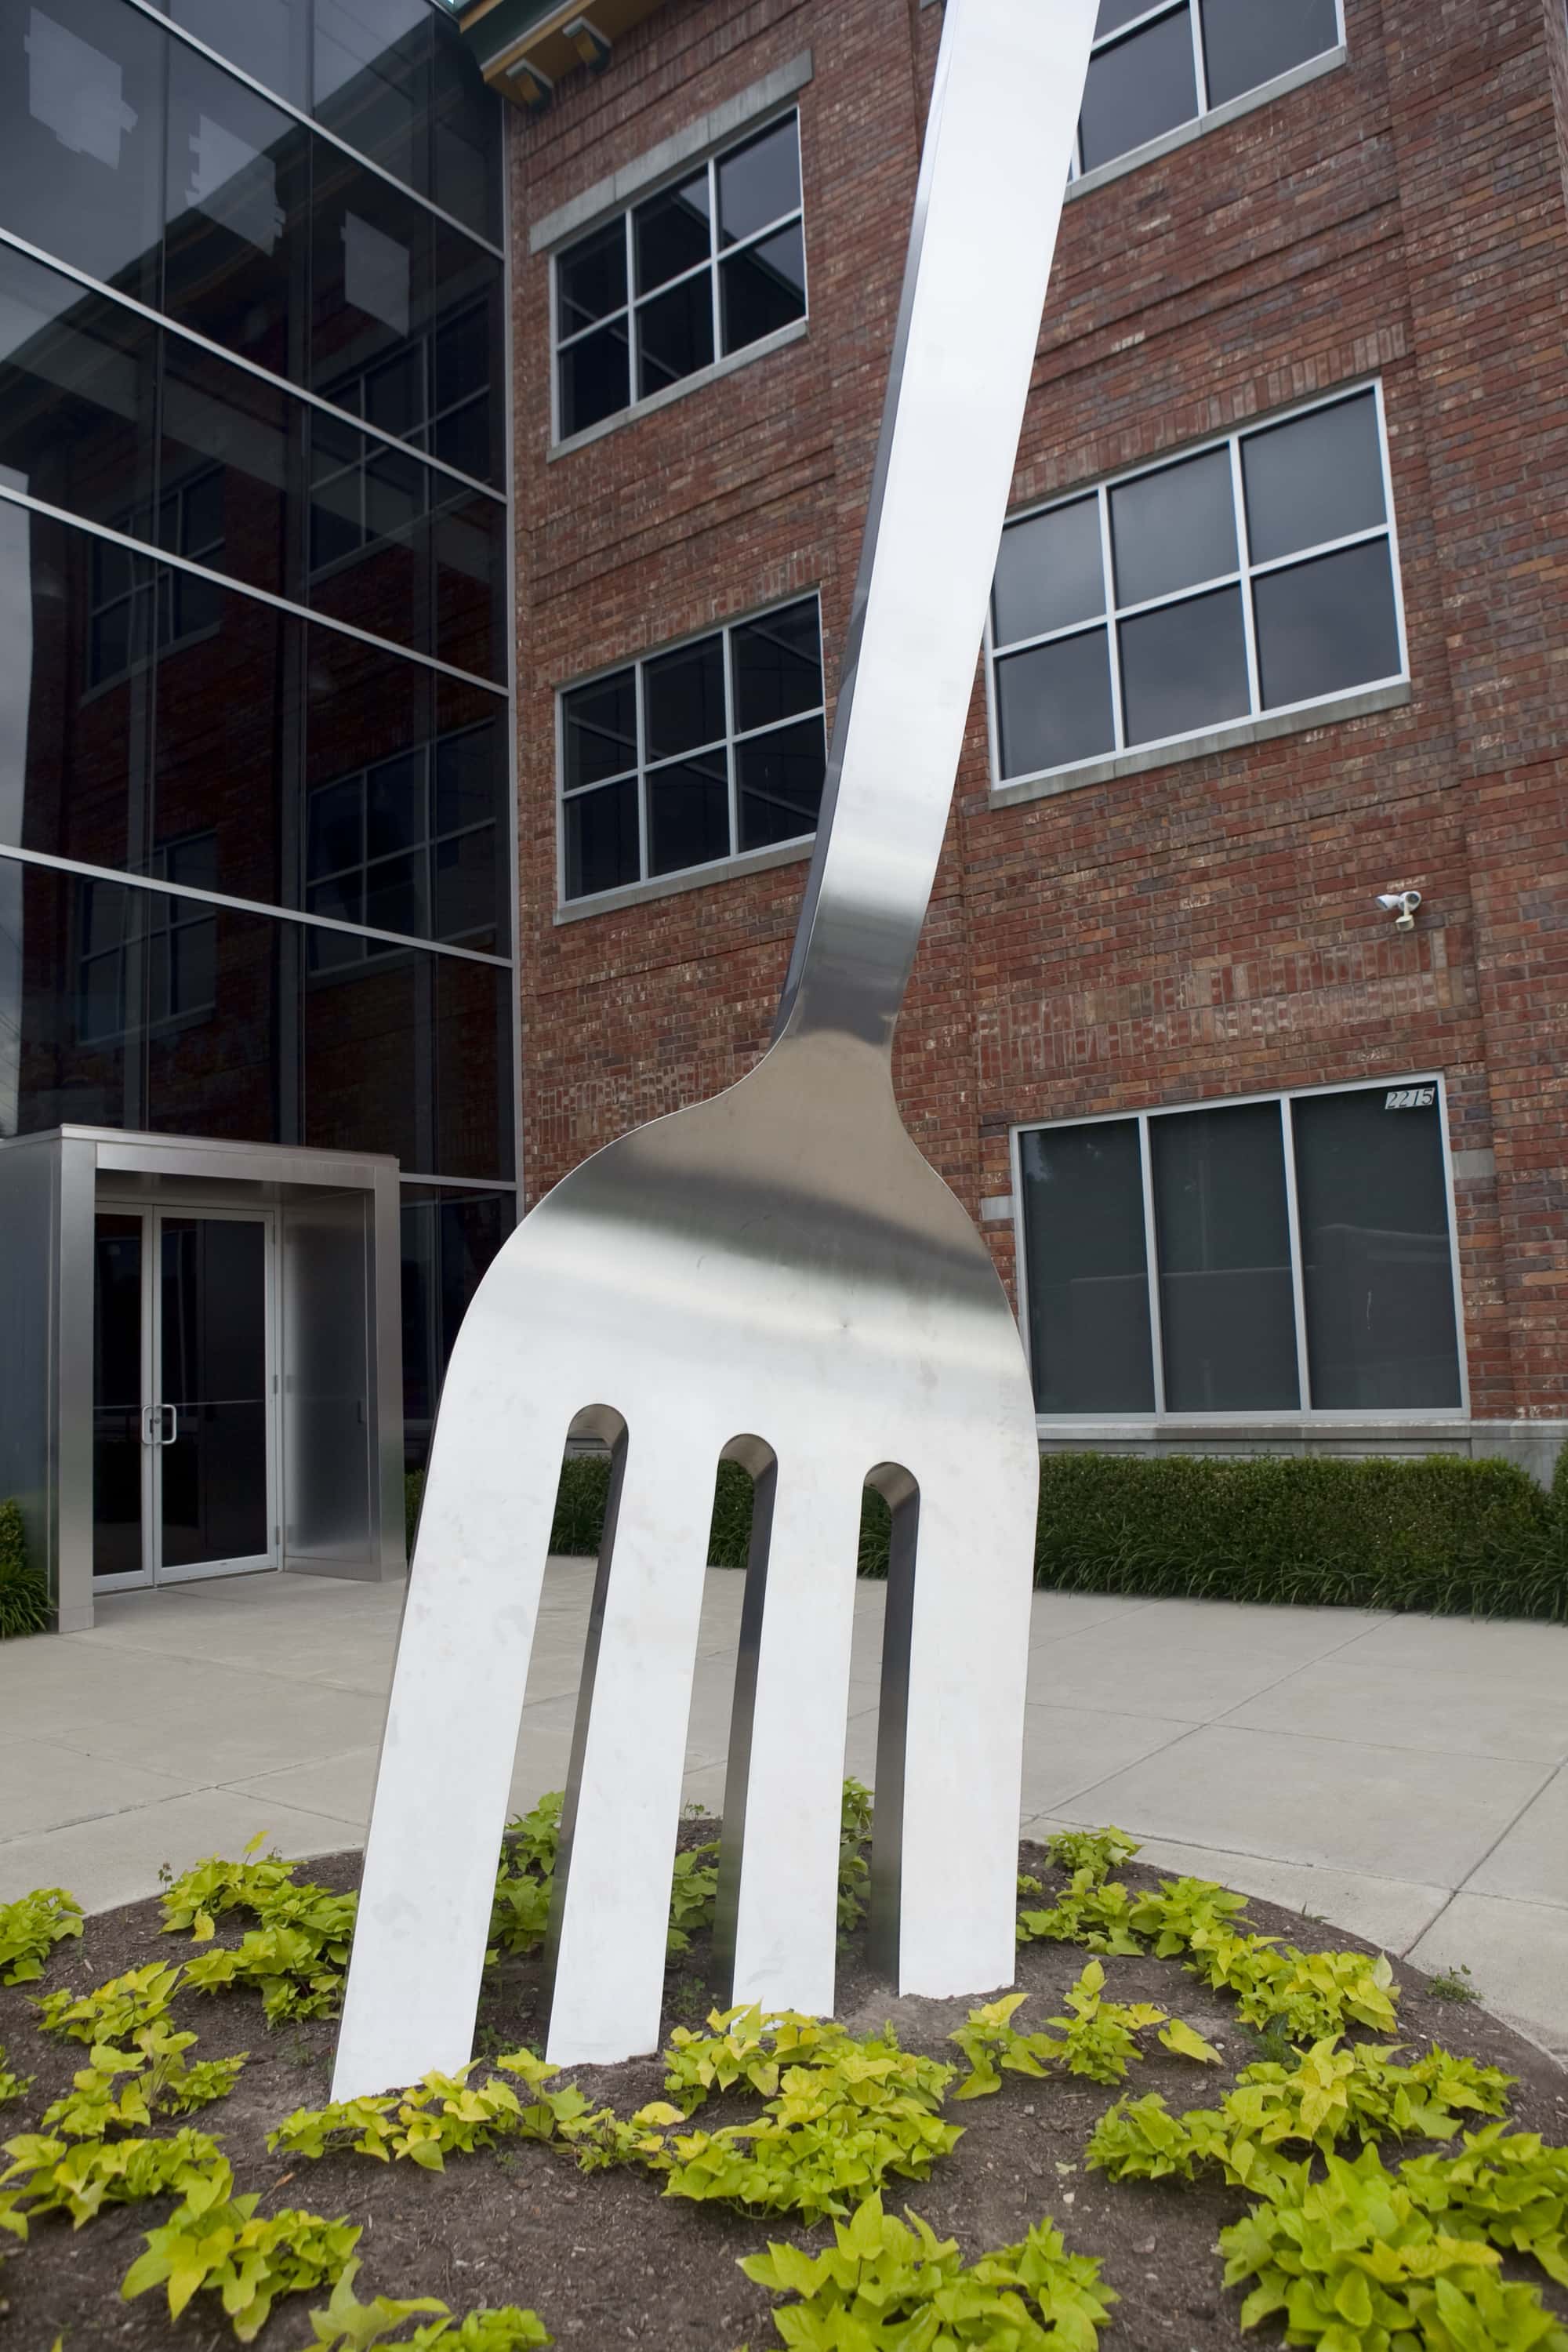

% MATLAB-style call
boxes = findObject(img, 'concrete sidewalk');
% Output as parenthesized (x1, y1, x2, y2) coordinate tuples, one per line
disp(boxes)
(1, 1566, 1564, 2061)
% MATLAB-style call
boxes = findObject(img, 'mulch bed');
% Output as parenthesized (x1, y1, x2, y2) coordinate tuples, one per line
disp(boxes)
(2, 1831, 1566, 2350)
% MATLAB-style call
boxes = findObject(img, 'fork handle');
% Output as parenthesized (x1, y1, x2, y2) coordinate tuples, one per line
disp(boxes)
(773, 0, 1098, 1053)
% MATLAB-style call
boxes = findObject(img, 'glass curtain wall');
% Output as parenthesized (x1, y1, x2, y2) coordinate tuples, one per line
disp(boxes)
(0, 0, 514, 1462)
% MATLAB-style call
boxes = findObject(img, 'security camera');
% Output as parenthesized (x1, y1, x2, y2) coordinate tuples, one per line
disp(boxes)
(1377, 890, 1421, 931)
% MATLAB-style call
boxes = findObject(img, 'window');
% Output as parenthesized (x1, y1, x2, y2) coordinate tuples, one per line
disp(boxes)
(77, 835, 218, 1043)
(305, 724, 499, 967)
(560, 598, 826, 902)
(989, 387, 1404, 788)
(1017, 1081, 1464, 1419)
(89, 474, 225, 687)
(554, 113, 807, 441)
(1073, 0, 1341, 180)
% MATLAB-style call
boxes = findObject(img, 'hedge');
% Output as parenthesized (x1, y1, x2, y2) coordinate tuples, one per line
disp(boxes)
(403, 1446, 1567, 1622)
(0, 1498, 52, 1639)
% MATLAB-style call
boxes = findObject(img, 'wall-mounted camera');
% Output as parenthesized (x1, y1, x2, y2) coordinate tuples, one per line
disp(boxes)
(1376, 889, 1422, 932)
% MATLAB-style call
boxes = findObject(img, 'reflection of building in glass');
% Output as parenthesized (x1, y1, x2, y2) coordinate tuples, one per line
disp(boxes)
(0, 0, 515, 1495)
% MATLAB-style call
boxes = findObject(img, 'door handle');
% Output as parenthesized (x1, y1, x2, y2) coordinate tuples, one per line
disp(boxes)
(160, 1403, 179, 1447)
(141, 1404, 158, 1447)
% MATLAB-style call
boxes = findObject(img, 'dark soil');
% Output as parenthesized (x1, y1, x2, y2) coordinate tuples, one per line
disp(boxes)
(2, 1833, 1565, 2351)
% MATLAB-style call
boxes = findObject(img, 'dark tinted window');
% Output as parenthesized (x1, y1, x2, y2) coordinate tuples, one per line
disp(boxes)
(162, 40, 309, 380)
(1254, 542, 1402, 710)
(720, 221, 806, 354)
(169, 0, 310, 111)
(644, 637, 725, 759)
(996, 634, 1116, 778)
(564, 780, 639, 900)
(736, 717, 825, 851)
(717, 118, 800, 245)
(731, 600, 822, 731)
(1152, 1103, 1299, 1410)
(1119, 585, 1250, 744)
(1111, 448, 1237, 606)
(1294, 1088, 1461, 1410)
(561, 323, 631, 438)
(648, 751, 729, 876)
(162, 336, 296, 602)
(1243, 392, 1385, 564)
(635, 173, 711, 295)
(558, 222, 627, 335)
(1200, 0, 1340, 110)
(993, 497, 1105, 644)
(563, 672, 637, 790)
(638, 276, 714, 400)
(0, 0, 165, 302)
(1020, 1121, 1155, 1414)
(1080, 10, 1197, 172)
(313, 0, 430, 193)
(0, 244, 158, 536)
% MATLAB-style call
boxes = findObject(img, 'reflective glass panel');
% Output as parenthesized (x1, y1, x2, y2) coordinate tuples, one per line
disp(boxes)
(1080, 9, 1198, 171)
(432, 485, 504, 683)
(1152, 1103, 1299, 1411)
(736, 716, 825, 851)
(996, 632, 1115, 778)
(310, 145, 433, 405)
(0, 0, 165, 302)
(158, 1214, 269, 1569)
(313, 0, 430, 194)
(1111, 448, 1236, 607)
(0, 243, 157, 535)
(634, 171, 712, 294)
(430, 24, 501, 245)
(644, 636, 725, 759)
(563, 671, 637, 790)
(648, 750, 729, 876)
(1020, 1120, 1155, 1414)
(993, 498, 1105, 646)
(1254, 542, 1402, 710)
(161, 336, 296, 601)
(1294, 1087, 1461, 1410)
(717, 118, 800, 245)
(564, 780, 638, 900)
(0, 503, 151, 877)
(169, 0, 310, 113)
(731, 599, 822, 731)
(153, 576, 301, 913)
(1, 858, 132, 1134)
(144, 894, 278, 1142)
(163, 40, 308, 381)
(93, 1211, 143, 1577)
(1096, 0, 1170, 30)
(1200, 0, 1340, 110)
(1242, 393, 1385, 564)
(303, 943, 419, 1163)
(637, 274, 714, 399)
(558, 222, 627, 336)
(1119, 584, 1250, 745)
(401, 1185, 512, 1463)
(308, 412, 426, 657)
(720, 220, 806, 353)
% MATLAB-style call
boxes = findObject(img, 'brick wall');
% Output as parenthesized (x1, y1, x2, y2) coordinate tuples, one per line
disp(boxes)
(506, 0, 1568, 1425)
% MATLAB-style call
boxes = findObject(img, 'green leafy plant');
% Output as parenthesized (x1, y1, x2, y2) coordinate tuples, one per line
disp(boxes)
(950, 1970, 1219, 2099)
(0, 1498, 51, 1639)
(660, 2029, 960, 2223)
(837, 1779, 874, 1933)
(304, 2261, 552, 2348)
(1040, 1827, 1142, 1886)
(663, 2008, 861, 2117)
(270, 2062, 559, 2172)
(0, 2049, 31, 2109)
(1427, 1962, 1479, 2005)
(1402, 2127, 1568, 2289)
(0, 1887, 83, 1984)
(39, 2023, 245, 2136)
(121, 2169, 361, 2343)
(36, 1961, 184, 2042)
(666, 1841, 720, 1955)
(739, 2189, 1117, 2350)
(2, 2129, 227, 2229)
(1217, 2144, 1568, 2351)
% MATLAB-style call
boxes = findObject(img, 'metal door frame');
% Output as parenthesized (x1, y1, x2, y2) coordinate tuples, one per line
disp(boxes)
(92, 1199, 281, 1592)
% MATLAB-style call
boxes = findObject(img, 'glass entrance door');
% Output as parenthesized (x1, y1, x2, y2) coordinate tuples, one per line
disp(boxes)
(92, 1207, 278, 1588)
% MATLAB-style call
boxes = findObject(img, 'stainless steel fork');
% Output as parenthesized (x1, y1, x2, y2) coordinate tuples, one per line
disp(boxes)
(332, 0, 1098, 2096)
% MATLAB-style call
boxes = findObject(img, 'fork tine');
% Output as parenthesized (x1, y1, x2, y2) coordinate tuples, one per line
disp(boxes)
(330, 1374, 564, 2100)
(872, 1455, 1037, 1999)
(716, 1457, 862, 2016)
(546, 1430, 717, 2064)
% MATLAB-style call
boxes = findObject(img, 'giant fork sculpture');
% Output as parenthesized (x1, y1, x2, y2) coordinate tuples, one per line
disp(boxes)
(332, 0, 1098, 2096)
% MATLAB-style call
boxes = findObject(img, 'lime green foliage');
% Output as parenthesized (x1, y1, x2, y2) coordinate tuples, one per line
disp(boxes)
(953, 1971, 1220, 2099)
(38, 1961, 183, 2042)
(667, 1840, 720, 1955)
(122, 2169, 361, 2343)
(837, 1779, 874, 1933)
(0, 1887, 83, 1984)
(1428, 1963, 1479, 2005)
(0, 1499, 51, 1638)
(39, 2024, 245, 2136)
(270, 2061, 565, 2172)
(160, 1837, 356, 2024)
(1184, 1933, 1400, 2041)
(1018, 1874, 1149, 1958)
(660, 2026, 960, 2223)
(1087, 2040, 1516, 2192)
(1040, 1828, 1141, 1887)
(305, 2260, 552, 2349)
(0, 2048, 31, 2108)
(739, 2190, 1117, 2351)
(2, 2129, 226, 2229)
(1403, 2129, 1568, 2289)
(663, 2007, 862, 2117)
(1218, 2146, 1568, 2352)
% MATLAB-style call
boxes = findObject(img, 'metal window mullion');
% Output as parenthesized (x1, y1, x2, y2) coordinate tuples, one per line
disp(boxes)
(1188, 0, 1210, 117)
(1371, 379, 1412, 681)
(722, 619, 741, 858)
(709, 155, 724, 363)
(1247, 523, 1393, 580)
(633, 659, 651, 883)
(1229, 432, 1262, 719)
(1279, 1095, 1312, 1410)
(556, 303, 631, 354)
(626, 210, 638, 401)
(1138, 1114, 1167, 1414)
(1097, 485, 1126, 752)
(731, 701, 827, 749)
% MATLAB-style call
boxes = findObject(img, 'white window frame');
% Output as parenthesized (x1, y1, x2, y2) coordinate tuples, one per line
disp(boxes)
(550, 109, 808, 448)
(1067, 0, 1347, 184)
(555, 592, 827, 909)
(1010, 1073, 1470, 1426)
(985, 379, 1409, 797)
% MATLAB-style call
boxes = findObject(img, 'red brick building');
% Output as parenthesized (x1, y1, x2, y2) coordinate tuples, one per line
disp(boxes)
(471, 0, 1568, 1475)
